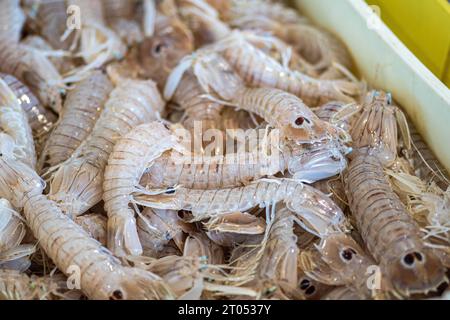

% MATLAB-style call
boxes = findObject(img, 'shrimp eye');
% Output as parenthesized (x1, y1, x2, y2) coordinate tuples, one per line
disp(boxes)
(165, 187, 176, 194)
(295, 117, 305, 126)
(299, 279, 310, 290)
(152, 42, 167, 56)
(110, 290, 124, 300)
(341, 248, 357, 261)
(402, 252, 424, 267)
(305, 286, 316, 296)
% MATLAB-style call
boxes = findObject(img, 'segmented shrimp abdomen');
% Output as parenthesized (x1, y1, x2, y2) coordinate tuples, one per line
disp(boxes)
(39, 71, 112, 171)
(344, 153, 446, 294)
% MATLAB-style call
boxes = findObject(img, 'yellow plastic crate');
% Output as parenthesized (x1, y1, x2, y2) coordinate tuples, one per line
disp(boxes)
(366, 0, 450, 87)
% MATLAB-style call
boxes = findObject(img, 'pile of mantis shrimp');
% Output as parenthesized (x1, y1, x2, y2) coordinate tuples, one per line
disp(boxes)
(0, 0, 449, 300)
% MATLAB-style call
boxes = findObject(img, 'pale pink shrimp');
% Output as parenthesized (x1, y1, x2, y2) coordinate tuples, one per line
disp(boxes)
(226, 206, 303, 299)
(0, 0, 25, 43)
(0, 73, 56, 139)
(210, 31, 361, 107)
(140, 137, 349, 189)
(38, 71, 113, 172)
(0, 43, 63, 114)
(138, 3, 194, 90)
(0, 156, 173, 300)
(163, 49, 244, 131)
(137, 208, 188, 257)
(48, 79, 164, 218)
(0, 79, 36, 168)
(176, 0, 231, 47)
(134, 179, 347, 238)
(344, 92, 446, 295)
(205, 211, 266, 247)
(221, 87, 347, 143)
(74, 213, 107, 246)
(183, 232, 224, 265)
(103, 122, 181, 256)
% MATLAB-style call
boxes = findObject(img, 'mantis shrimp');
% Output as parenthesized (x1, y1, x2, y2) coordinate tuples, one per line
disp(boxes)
(164, 49, 242, 131)
(138, 0, 194, 90)
(0, 155, 173, 300)
(0, 43, 63, 114)
(209, 31, 361, 107)
(176, 0, 231, 47)
(0, 78, 36, 168)
(38, 71, 113, 172)
(48, 79, 164, 217)
(344, 91, 447, 296)
(103, 122, 182, 256)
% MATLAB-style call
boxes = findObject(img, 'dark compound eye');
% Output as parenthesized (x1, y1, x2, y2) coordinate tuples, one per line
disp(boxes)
(110, 290, 124, 300)
(295, 117, 305, 126)
(299, 279, 310, 290)
(341, 248, 357, 261)
(305, 286, 316, 296)
(152, 42, 166, 55)
(402, 252, 424, 267)
(165, 187, 176, 194)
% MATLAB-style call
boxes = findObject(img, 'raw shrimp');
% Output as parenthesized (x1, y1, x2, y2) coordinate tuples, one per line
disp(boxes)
(205, 211, 266, 247)
(138, 7, 194, 89)
(404, 122, 449, 191)
(297, 271, 334, 300)
(219, 87, 347, 143)
(164, 50, 242, 130)
(345, 155, 446, 296)
(313, 101, 357, 134)
(0, 43, 63, 114)
(183, 232, 224, 265)
(299, 233, 380, 299)
(137, 208, 187, 257)
(176, 0, 231, 47)
(38, 71, 113, 171)
(140, 136, 349, 189)
(0, 0, 25, 43)
(74, 213, 107, 246)
(226, 206, 303, 299)
(0, 156, 173, 300)
(103, 0, 139, 22)
(109, 19, 144, 46)
(103, 122, 181, 257)
(134, 179, 347, 238)
(211, 31, 361, 107)
(350, 90, 410, 167)
(48, 79, 164, 217)
(0, 73, 56, 138)
(64, 0, 126, 82)
(0, 79, 36, 168)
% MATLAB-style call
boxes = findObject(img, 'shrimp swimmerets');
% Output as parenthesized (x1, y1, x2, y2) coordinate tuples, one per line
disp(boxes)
(0, 155, 173, 300)
(48, 79, 164, 218)
(38, 71, 113, 172)
(103, 122, 182, 257)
